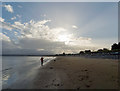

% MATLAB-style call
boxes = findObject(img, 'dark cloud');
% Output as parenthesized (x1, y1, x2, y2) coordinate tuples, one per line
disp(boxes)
(19, 37, 65, 50)
(2, 37, 95, 55)
(2, 37, 65, 55)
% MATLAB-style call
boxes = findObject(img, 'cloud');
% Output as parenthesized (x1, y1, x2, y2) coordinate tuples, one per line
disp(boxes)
(1, 34, 95, 55)
(0, 33, 10, 42)
(18, 5, 22, 8)
(1, 21, 14, 31)
(11, 16, 16, 20)
(43, 14, 46, 17)
(19, 37, 65, 51)
(1, 18, 95, 55)
(16, 14, 21, 18)
(3, 4, 14, 13)
(18, 37, 95, 54)
(0, 33, 19, 55)
(41, 14, 46, 17)
(0, 33, 55, 55)
(72, 25, 78, 29)
(1, 18, 91, 44)
(0, 17, 4, 22)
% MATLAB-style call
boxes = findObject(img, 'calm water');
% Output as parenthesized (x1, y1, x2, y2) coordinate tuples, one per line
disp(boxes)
(2, 56, 56, 89)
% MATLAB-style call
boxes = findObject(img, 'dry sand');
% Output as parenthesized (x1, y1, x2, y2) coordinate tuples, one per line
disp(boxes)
(32, 56, 118, 89)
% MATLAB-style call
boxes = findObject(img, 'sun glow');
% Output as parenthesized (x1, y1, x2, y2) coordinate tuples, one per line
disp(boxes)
(58, 35, 69, 42)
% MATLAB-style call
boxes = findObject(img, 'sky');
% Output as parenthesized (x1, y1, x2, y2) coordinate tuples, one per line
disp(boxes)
(0, 2, 118, 55)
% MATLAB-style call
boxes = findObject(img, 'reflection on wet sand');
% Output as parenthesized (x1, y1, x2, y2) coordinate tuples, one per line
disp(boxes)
(2, 56, 55, 89)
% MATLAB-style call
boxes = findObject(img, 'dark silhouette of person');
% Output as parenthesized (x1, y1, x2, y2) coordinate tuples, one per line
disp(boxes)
(40, 57, 44, 66)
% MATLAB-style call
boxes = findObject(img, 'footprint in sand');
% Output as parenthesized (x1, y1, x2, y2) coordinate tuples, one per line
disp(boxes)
(45, 85, 48, 88)
(77, 87, 80, 90)
(84, 70, 88, 71)
(53, 83, 63, 87)
(50, 67, 53, 69)
(85, 84, 90, 88)
(59, 84, 63, 86)
(54, 84, 59, 86)
(81, 70, 84, 72)
(78, 75, 89, 81)
(52, 79, 55, 82)
(89, 80, 92, 82)
(79, 78, 84, 81)
(86, 75, 89, 78)
(57, 84, 60, 86)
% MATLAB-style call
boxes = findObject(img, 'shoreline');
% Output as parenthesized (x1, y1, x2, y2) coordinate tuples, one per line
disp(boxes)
(31, 56, 118, 89)
(2, 56, 118, 89)
(1, 54, 119, 60)
(2, 56, 56, 89)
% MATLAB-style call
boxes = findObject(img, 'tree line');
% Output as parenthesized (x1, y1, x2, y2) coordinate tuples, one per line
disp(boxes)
(79, 42, 120, 55)
(111, 42, 120, 51)
(56, 42, 120, 56)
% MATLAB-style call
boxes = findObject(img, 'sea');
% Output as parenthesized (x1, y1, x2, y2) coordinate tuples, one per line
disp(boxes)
(1, 56, 56, 89)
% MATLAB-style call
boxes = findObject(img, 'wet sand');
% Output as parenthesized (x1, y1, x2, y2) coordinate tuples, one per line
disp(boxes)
(2, 56, 55, 89)
(32, 56, 118, 89)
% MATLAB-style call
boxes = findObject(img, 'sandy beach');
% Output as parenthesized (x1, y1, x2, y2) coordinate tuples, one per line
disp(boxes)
(32, 56, 118, 89)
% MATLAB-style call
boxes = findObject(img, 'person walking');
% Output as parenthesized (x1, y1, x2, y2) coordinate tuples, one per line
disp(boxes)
(40, 57, 44, 66)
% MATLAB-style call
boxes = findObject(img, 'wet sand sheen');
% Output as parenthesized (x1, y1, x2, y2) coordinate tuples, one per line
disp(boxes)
(32, 56, 118, 89)
(2, 56, 55, 89)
